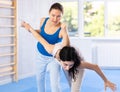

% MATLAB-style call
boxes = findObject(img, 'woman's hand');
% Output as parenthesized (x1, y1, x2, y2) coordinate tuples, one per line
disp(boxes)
(104, 80, 116, 92)
(21, 21, 31, 32)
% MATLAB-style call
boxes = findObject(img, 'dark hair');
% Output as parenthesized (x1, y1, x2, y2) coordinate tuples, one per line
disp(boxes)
(59, 46, 83, 80)
(49, 2, 63, 14)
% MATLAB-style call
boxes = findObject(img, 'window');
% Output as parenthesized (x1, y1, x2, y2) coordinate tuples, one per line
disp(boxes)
(107, 1, 120, 37)
(60, 1, 78, 36)
(84, 0, 120, 37)
(60, 0, 120, 37)
(84, 1, 104, 37)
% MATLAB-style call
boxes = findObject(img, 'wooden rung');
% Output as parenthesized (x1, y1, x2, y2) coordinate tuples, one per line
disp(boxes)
(0, 34, 15, 37)
(0, 72, 15, 77)
(0, 15, 15, 18)
(0, 53, 15, 57)
(0, 44, 15, 47)
(0, 1, 12, 6)
(0, 25, 15, 28)
(0, 67, 13, 73)
(0, 6, 15, 8)
(0, 63, 15, 67)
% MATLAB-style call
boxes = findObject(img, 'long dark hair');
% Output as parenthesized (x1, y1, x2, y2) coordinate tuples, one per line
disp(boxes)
(59, 46, 83, 80)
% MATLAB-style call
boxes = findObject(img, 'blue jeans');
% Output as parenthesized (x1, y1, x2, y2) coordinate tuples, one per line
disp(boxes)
(35, 50, 61, 92)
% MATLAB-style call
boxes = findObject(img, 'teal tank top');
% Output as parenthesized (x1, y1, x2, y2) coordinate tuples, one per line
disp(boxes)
(37, 17, 62, 56)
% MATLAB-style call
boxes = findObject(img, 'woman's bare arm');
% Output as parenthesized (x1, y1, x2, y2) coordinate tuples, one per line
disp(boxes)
(21, 21, 54, 54)
(80, 61, 116, 91)
(59, 23, 70, 47)
(21, 21, 69, 57)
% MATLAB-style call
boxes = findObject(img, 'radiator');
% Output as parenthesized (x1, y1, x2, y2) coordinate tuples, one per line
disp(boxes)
(92, 44, 120, 68)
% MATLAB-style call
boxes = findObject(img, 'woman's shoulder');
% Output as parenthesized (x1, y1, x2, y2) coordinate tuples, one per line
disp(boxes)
(40, 17, 47, 26)
(78, 61, 87, 69)
(60, 22, 67, 29)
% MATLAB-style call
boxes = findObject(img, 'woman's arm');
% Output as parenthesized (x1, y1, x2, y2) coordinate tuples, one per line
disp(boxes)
(21, 21, 69, 57)
(21, 21, 54, 54)
(59, 23, 70, 47)
(80, 61, 116, 91)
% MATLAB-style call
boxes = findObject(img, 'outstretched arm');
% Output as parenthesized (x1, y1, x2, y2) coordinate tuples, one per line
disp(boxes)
(80, 61, 116, 92)
(21, 21, 54, 54)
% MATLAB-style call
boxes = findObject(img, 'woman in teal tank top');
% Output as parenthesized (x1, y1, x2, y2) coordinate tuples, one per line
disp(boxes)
(21, 2, 89, 92)
(21, 2, 71, 92)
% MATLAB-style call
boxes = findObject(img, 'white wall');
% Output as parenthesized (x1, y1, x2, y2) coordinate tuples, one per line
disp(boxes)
(92, 39, 120, 68)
